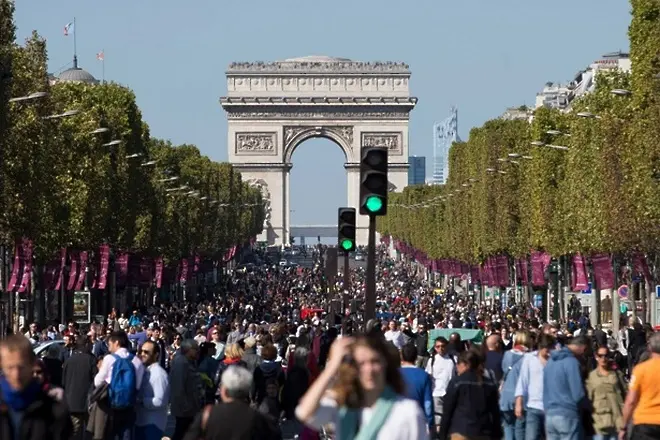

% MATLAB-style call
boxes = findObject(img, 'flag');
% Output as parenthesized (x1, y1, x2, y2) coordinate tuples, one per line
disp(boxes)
(96, 51, 104, 61)
(63, 22, 74, 36)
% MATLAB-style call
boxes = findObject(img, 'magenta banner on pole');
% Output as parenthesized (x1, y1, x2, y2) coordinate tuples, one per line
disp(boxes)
(179, 258, 188, 283)
(74, 251, 88, 290)
(520, 258, 529, 284)
(54, 248, 66, 290)
(18, 239, 33, 293)
(67, 251, 78, 291)
(632, 252, 652, 282)
(115, 253, 128, 287)
(531, 251, 551, 287)
(495, 255, 509, 287)
(571, 255, 588, 290)
(155, 257, 163, 288)
(470, 265, 480, 283)
(592, 254, 614, 290)
(97, 245, 110, 289)
(7, 239, 21, 292)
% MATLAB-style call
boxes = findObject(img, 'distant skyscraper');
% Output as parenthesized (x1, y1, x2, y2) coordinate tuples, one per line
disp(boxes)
(432, 107, 459, 184)
(408, 156, 426, 185)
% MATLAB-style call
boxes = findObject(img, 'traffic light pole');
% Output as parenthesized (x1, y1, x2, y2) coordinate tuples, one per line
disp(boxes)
(343, 252, 350, 291)
(365, 214, 377, 323)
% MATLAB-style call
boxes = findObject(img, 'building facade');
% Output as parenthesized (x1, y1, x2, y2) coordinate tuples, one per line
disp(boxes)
(535, 51, 631, 111)
(432, 107, 459, 185)
(408, 156, 426, 185)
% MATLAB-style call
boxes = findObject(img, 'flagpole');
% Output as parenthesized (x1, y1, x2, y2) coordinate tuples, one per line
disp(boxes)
(73, 17, 77, 62)
(102, 49, 105, 84)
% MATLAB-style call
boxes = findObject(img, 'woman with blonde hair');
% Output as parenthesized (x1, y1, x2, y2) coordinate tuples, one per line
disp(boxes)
(499, 330, 534, 440)
(296, 334, 428, 440)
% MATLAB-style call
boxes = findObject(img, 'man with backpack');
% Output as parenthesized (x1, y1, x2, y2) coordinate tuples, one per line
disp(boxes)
(94, 330, 146, 440)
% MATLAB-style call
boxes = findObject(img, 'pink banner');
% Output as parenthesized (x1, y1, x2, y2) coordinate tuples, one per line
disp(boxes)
(571, 255, 588, 290)
(155, 257, 163, 288)
(495, 255, 509, 287)
(97, 245, 110, 289)
(115, 253, 129, 287)
(67, 251, 78, 291)
(632, 252, 652, 282)
(17, 239, 33, 293)
(531, 251, 551, 287)
(592, 253, 614, 290)
(7, 239, 21, 292)
(139, 257, 152, 286)
(179, 258, 188, 282)
(74, 251, 88, 290)
(470, 265, 480, 283)
(54, 248, 66, 290)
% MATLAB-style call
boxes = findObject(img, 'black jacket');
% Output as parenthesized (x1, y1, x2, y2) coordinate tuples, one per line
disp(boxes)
(62, 351, 98, 413)
(182, 400, 281, 440)
(0, 389, 72, 440)
(439, 370, 502, 440)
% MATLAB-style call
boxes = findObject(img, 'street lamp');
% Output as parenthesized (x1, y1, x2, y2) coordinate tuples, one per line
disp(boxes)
(576, 112, 601, 119)
(43, 109, 80, 120)
(125, 153, 142, 159)
(531, 141, 545, 147)
(546, 130, 570, 137)
(9, 91, 48, 103)
(611, 89, 631, 96)
(508, 153, 521, 158)
(546, 144, 570, 151)
(102, 140, 121, 147)
(140, 160, 157, 167)
(89, 127, 110, 135)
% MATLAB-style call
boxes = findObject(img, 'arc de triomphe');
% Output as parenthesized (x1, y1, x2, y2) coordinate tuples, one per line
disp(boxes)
(220, 55, 417, 246)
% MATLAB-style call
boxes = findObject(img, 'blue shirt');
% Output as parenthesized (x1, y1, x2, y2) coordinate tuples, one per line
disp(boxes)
(514, 351, 546, 411)
(399, 365, 434, 429)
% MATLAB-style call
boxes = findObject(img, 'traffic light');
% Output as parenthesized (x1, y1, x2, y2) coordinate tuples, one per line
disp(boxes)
(359, 146, 388, 216)
(337, 207, 356, 252)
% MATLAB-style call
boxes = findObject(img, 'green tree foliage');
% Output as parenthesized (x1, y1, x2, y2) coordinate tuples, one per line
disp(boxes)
(1, 32, 264, 263)
(378, 69, 659, 263)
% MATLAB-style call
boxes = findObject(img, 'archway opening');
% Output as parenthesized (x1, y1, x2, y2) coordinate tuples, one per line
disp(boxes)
(289, 137, 347, 246)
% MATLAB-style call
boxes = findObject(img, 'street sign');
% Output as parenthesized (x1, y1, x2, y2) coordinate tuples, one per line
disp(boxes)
(617, 284, 629, 299)
(461, 274, 468, 282)
(581, 282, 592, 295)
(656, 285, 660, 299)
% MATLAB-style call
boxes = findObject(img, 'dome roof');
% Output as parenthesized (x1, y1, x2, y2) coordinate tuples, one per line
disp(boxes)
(57, 57, 99, 84)
(58, 67, 98, 84)
(282, 55, 352, 63)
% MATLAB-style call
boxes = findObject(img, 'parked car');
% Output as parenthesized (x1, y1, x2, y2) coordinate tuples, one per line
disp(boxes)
(33, 339, 65, 358)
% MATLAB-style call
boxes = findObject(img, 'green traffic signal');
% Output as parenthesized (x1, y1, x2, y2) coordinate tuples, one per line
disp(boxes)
(365, 195, 383, 213)
(340, 239, 354, 251)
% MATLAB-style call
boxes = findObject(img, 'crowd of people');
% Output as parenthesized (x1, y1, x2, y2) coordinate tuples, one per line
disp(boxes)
(0, 244, 659, 440)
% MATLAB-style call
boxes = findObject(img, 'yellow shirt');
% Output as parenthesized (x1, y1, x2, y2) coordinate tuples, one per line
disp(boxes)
(631, 357, 660, 425)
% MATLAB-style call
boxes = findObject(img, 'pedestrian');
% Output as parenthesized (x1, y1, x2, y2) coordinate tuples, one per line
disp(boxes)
(169, 339, 203, 440)
(136, 340, 170, 440)
(0, 334, 72, 439)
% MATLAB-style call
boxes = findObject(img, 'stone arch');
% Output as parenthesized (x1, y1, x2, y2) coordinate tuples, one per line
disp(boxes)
(283, 126, 354, 164)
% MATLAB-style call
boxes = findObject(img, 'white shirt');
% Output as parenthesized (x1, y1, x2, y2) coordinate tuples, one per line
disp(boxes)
(136, 363, 170, 430)
(301, 395, 428, 440)
(425, 354, 456, 397)
(94, 347, 145, 390)
(384, 330, 404, 350)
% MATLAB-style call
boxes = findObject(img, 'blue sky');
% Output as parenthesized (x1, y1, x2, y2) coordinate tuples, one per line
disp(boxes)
(15, 0, 630, 227)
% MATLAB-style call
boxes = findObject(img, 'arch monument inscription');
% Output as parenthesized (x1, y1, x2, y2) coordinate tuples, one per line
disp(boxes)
(220, 55, 417, 246)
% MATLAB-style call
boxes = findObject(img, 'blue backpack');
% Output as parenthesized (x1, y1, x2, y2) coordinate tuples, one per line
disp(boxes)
(109, 354, 137, 409)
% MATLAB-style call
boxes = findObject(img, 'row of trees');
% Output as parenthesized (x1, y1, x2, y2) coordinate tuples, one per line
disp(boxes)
(378, 1, 660, 266)
(0, 2, 265, 265)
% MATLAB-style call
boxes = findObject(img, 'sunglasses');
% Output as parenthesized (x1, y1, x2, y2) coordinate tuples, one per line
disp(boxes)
(139, 349, 152, 355)
(596, 353, 608, 358)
